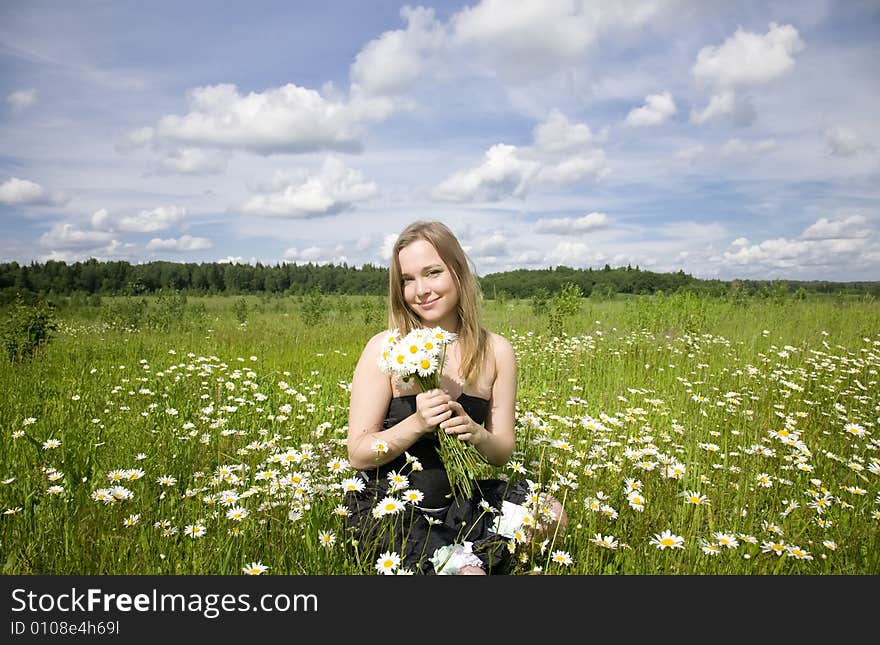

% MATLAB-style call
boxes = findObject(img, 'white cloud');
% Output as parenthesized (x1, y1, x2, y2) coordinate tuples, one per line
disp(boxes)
(128, 82, 396, 155)
(721, 235, 871, 274)
(451, 0, 660, 81)
(689, 89, 756, 126)
(431, 144, 539, 202)
(692, 22, 804, 88)
(350, 6, 446, 96)
(825, 125, 873, 157)
(283, 244, 348, 265)
(7, 88, 38, 113)
(533, 109, 594, 152)
(545, 240, 605, 267)
(0, 177, 48, 204)
(432, 111, 607, 202)
(719, 138, 777, 158)
(146, 235, 212, 252)
(159, 148, 227, 175)
(675, 144, 705, 162)
(534, 212, 609, 234)
(624, 91, 676, 127)
(100, 205, 188, 233)
(0, 177, 66, 205)
(801, 215, 869, 240)
(241, 156, 377, 218)
(38, 223, 115, 249)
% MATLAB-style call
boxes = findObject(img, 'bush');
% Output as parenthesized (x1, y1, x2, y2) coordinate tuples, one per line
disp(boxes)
(2, 297, 57, 363)
(300, 288, 326, 326)
(232, 297, 249, 325)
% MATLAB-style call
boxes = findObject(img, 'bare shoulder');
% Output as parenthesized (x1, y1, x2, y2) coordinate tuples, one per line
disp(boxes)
(356, 329, 394, 365)
(487, 331, 515, 364)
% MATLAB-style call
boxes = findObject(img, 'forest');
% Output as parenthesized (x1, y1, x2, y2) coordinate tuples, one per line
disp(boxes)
(1, 258, 878, 301)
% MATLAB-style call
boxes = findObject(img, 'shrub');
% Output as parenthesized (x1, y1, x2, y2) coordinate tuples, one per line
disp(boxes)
(2, 297, 57, 363)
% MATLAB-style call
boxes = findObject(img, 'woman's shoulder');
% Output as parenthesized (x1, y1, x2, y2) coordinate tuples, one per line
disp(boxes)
(486, 330, 514, 356)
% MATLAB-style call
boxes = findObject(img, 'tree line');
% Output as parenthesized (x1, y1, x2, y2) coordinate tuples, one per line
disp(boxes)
(1, 259, 878, 301)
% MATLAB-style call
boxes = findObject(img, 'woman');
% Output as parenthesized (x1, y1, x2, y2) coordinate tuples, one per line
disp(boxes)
(346, 220, 566, 574)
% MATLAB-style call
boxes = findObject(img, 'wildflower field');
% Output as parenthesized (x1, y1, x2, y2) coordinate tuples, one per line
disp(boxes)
(2, 292, 878, 575)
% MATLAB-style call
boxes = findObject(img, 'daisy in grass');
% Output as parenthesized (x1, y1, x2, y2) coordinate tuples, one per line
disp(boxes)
(700, 540, 721, 556)
(592, 534, 619, 550)
(755, 473, 773, 488)
(682, 490, 709, 506)
(42, 439, 61, 450)
(650, 529, 685, 550)
(375, 551, 401, 575)
(184, 523, 207, 539)
(123, 514, 140, 527)
(713, 532, 739, 549)
(626, 490, 646, 512)
(243, 561, 268, 575)
(156, 475, 177, 486)
(341, 477, 365, 493)
(550, 550, 573, 566)
(318, 530, 336, 548)
(226, 506, 249, 521)
(761, 540, 786, 556)
(786, 545, 813, 560)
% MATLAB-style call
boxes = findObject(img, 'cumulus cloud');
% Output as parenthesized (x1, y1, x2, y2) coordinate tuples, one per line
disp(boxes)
(241, 156, 377, 218)
(283, 244, 348, 265)
(451, 0, 660, 81)
(825, 126, 873, 157)
(534, 212, 609, 234)
(533, 110, 594, 152)
(721, 215, 876, 275)
(350, 6, 447, 96)
(146, 235, 212, 252)
(7, 89, 38, 113)
(126, 82, 396, 156)
(545, 240, 605, 267)
(93, 205, 187, 233)
(693, 22, 804, 88)
(689, 89, 756, 126)
(431, 111, 607, 202)
(0, 177, 67, 206)
(159, 148, 228, 175)
(625, 91, 676, 127)
(38, 223, 115, 249)
(431, 144, 539, 202)
(691, 23, 802, 126)
(801, 215, 869, 240)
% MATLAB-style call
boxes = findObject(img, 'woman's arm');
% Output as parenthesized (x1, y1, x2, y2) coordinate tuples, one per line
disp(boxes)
(441, 332, 517, 466)
(347, 332, 453, 470)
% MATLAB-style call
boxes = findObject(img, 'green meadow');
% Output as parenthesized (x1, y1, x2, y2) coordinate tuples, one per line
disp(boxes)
(2, 292, 878, 574)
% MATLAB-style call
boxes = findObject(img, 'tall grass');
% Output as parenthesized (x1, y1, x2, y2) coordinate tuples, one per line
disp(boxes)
(1, 293, 877, 574)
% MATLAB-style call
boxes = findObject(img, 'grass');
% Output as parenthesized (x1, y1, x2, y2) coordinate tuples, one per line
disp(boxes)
(1, 292, 878, 575)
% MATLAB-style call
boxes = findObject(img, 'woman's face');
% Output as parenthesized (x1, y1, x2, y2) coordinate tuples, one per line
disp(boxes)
(398, 239, 459, 330)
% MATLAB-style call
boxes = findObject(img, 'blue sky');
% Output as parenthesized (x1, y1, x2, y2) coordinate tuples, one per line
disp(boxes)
(1, 0, 878, 281)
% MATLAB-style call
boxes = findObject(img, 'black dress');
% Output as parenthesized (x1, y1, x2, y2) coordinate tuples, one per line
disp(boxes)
(345, 393, 529, 574)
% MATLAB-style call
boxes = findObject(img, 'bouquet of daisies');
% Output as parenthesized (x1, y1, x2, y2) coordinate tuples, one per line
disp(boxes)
(378, 326, 485, 499)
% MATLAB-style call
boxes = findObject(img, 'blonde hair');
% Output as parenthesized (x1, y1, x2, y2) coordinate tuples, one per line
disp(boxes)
(388, 220, 488, 384)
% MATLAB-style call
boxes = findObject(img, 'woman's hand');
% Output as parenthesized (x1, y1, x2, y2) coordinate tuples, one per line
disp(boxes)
(439, 400, 487, 445)
(414, 389, 452, 433)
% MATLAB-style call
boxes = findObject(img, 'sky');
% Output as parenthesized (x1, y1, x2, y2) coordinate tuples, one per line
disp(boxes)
(1, 0, 879, 282)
